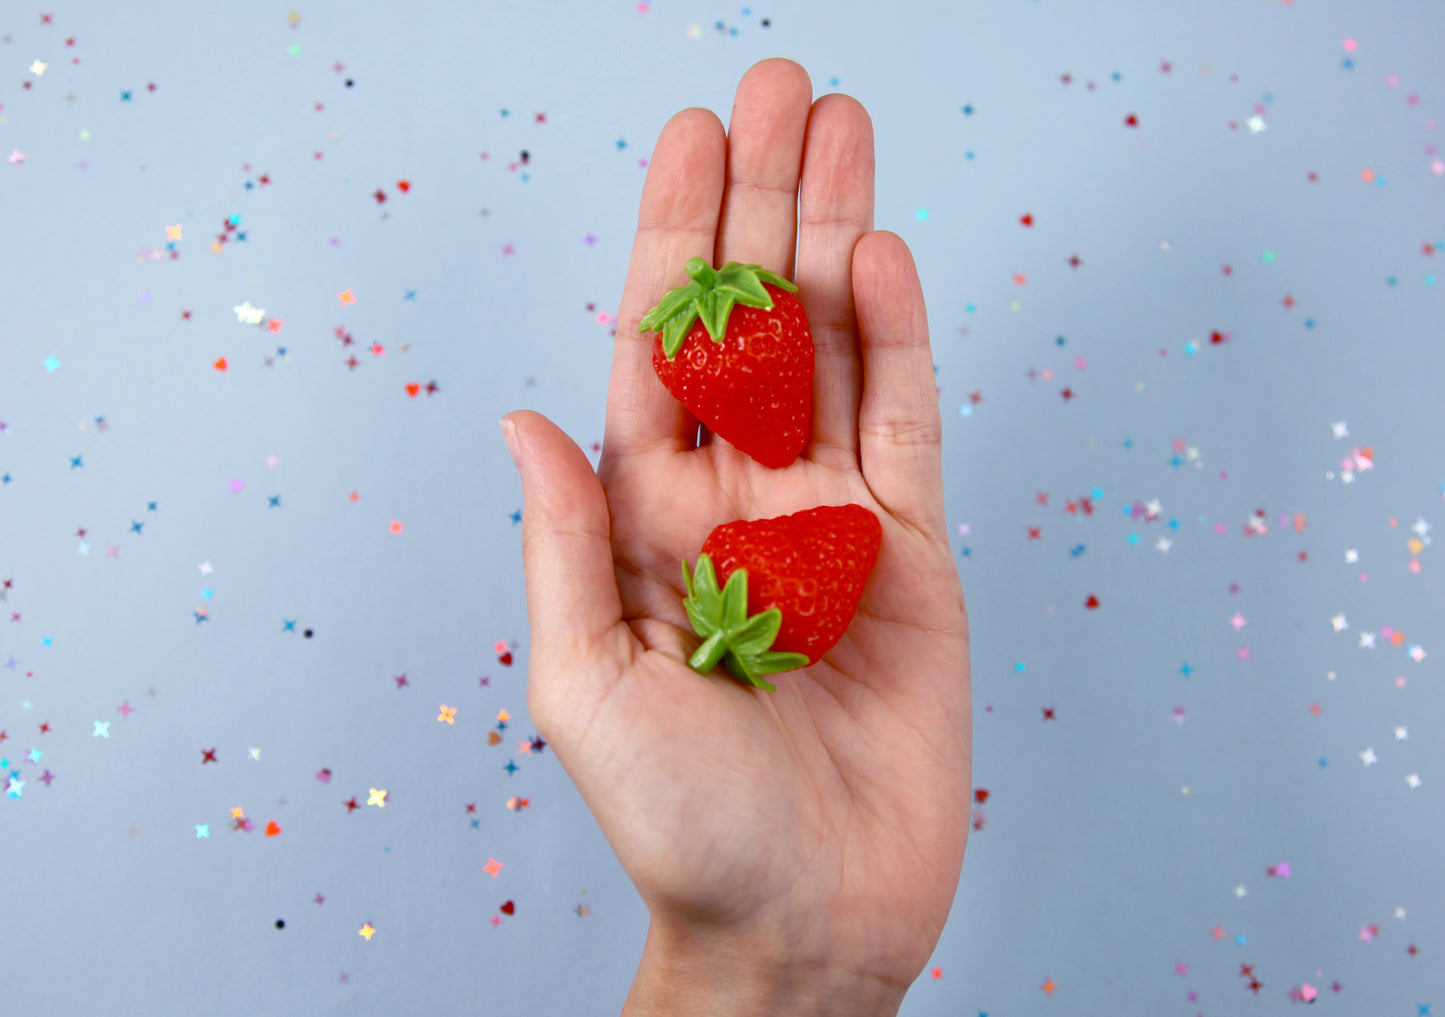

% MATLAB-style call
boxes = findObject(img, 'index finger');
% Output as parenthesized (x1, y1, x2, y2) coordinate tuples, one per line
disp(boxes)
(604, 108, 726, 460)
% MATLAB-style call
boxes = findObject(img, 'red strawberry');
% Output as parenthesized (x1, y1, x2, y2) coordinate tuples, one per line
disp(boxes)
(680, 503, 881, 692)
(640, 258, 813, 469)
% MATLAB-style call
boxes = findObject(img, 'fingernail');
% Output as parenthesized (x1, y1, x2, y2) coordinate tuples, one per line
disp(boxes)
(499, 417, 522, 470)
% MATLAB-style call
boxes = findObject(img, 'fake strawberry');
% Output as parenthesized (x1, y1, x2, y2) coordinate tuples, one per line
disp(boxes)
(680, 503, 882, 692)
(640, 257, 813, 469)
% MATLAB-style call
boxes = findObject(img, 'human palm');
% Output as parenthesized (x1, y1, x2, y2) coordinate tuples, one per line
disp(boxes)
(508, 58, 971, 996)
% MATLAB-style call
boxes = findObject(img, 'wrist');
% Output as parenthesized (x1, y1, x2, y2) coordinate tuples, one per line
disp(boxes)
(620, 919, 908, 1017)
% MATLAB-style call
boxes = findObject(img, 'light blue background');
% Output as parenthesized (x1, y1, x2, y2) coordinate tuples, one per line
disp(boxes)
(2, 1, 1441, 1014)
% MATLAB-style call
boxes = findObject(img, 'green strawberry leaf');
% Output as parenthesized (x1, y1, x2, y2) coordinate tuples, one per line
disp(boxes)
(717, 262, 775, 305)
(725, 655, 779, 693)
(637, 286, 696, 333)
(730, 607, 781, 655)
(662, 312, 698, 359)
(700, 292, 735, 343)
(724, 648, 811, 693)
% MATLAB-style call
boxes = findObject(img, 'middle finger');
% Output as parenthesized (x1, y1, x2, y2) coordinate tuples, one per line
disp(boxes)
(713, 57, 814, 281)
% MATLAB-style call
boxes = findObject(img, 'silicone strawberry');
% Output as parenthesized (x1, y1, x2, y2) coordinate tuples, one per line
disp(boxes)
(640, 257, 813, 469)
(680, 503, 882, 692)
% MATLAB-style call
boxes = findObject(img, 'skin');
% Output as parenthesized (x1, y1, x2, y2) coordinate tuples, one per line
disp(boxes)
(503, 57, 971, 1009)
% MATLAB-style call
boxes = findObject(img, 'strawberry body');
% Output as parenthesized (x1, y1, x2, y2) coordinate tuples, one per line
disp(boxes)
(642, 260, 813, 469)
(681, 503, 882, 691)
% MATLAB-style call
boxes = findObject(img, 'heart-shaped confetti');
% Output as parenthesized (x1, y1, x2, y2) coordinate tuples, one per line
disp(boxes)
(1085, 595, 1100, 609)
(213, 357, 228, 371)
(316, 768, 332, 783)
(1124, 113, 1138, 127)
(396, 179, 411, 193)
(500, 900, 515, 915)
(487, 731, 502, 746)
(1276, 861, 1291, 878)
(498, 651, 512, 666)
(974, 788, 990, 804)
(1020, 213, 1033, 227)
(405, 383, 421, 397)
(265, 821, 281, 836)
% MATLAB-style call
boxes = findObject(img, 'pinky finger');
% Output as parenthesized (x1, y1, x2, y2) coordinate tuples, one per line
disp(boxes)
(853, 231, 946, 542)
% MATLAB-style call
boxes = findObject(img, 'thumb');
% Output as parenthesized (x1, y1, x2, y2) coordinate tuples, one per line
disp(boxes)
(499, 410, 625, 708)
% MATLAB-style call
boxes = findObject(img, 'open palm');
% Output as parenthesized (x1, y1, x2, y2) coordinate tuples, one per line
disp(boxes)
(505, 58, 971, 1000)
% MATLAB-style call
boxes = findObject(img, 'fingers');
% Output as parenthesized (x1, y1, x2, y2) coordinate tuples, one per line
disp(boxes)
(853, 231, 947, 542)
(607, 108, 726, 459)
(605, 57, 870, 469)
(713, 57, 813, 279)
(795, 94, 875, 467)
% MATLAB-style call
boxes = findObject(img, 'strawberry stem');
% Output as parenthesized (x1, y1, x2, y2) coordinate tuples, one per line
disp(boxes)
(688, 629, 730, 675)
(680, 554, 812, 693)
(685, 257, 717, 289)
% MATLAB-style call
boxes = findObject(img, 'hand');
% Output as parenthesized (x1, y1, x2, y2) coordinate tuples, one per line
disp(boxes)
(501, 57, 971, 1016)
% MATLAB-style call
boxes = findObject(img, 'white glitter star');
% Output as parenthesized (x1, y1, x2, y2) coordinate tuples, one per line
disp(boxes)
(233, 301, 266, 325)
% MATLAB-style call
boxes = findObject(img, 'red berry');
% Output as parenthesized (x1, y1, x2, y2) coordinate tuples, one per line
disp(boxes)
(682, 504, 882, 691)
(641, 260, 813, 469)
